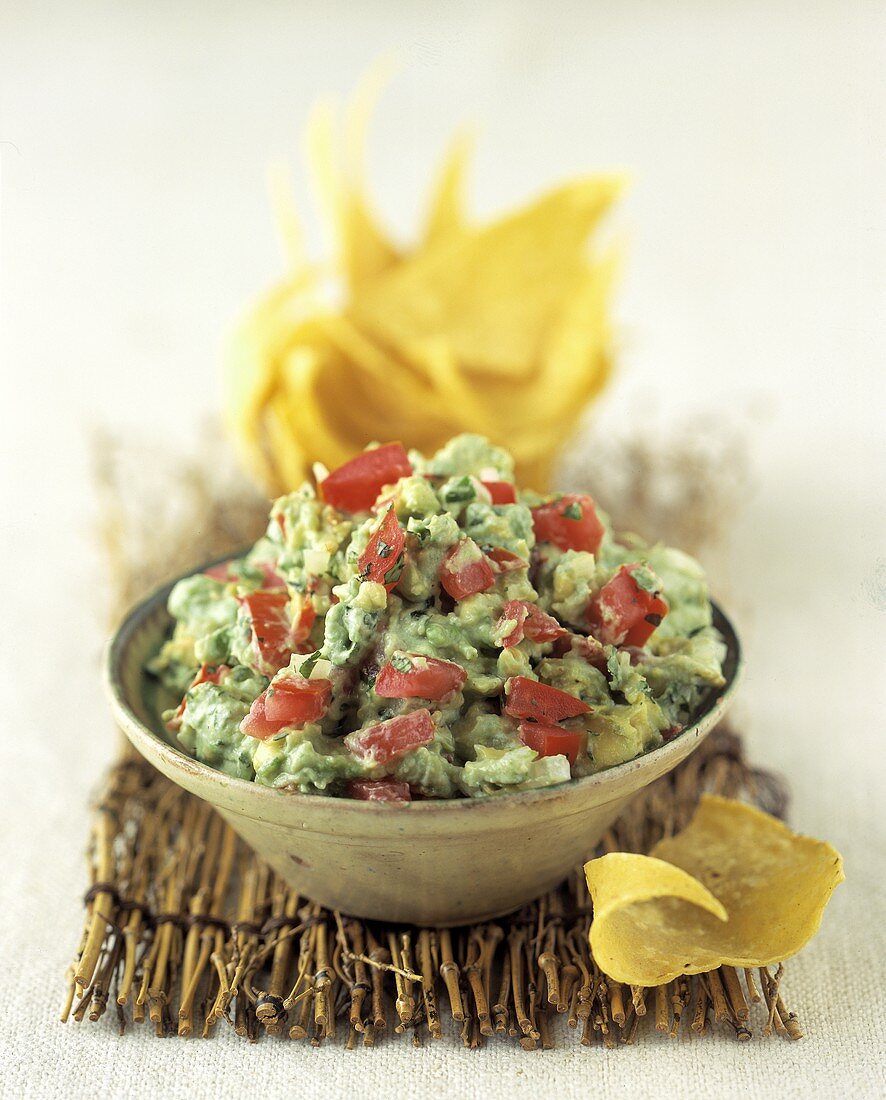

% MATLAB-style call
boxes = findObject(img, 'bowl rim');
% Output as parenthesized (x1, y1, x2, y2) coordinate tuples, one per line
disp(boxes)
(105, 554, 742, 816)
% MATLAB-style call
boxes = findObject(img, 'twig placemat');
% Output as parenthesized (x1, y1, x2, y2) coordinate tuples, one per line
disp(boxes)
(62, 726, 799, 1047)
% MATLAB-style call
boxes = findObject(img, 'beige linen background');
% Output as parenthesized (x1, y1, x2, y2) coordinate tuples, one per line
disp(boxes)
(1, 2, 883, 1097)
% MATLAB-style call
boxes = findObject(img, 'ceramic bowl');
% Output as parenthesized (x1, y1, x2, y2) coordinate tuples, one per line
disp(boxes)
(105, 562, 742, 926)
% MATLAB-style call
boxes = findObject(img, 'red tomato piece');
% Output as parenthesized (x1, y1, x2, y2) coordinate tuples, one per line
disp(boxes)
(552, 632, 608, 671)
(263, 677, 332, 724)
(201, 664, 229, 686)
(482, 480, 517, 505)
(293, 597, 316, 647)
(522, 607, 565, 644)
(439, 539, 495, 600)
(238, 590, 294, 674)
(504, 676, 590, 722)
(375, 655, 466, 700)
(167, 664, 230, 731)
(358, 508, 406, 592)
(239, 694, 275, 739)
(344, 709, 436, 765)
(531, 494, 605, 554)
(497, 600, 567, 648)
(319, 443, 412, 513)
(486, 547, 528, 574)
(240, 675, 332, 740)
(345, 778, 412, 803)
(587, 564, 669, 647)
(257, 561, 287, 589)
(519, 721, 583, 767)
(497, 601, 529, 647)
(204, 560, 235, 581)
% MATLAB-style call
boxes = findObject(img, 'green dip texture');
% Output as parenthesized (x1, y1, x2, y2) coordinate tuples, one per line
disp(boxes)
(147, 434, 725, 800)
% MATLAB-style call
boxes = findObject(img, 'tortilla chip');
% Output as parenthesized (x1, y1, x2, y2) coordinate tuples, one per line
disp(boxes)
(225, 77, 622, 493)
(537, 255, 617, 406)
(584, 795, 844, 987)
(350, 176, 623, 378)
(306, 100, 400, 291)
(423, 130, 473, 247)
(268, 162, 307, 274)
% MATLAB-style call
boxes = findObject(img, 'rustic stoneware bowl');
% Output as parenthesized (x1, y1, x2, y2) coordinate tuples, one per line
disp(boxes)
(106, 562, 742, 926)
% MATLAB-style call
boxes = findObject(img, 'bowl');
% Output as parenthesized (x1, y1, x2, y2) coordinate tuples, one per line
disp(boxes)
(105, 561, 742, 926)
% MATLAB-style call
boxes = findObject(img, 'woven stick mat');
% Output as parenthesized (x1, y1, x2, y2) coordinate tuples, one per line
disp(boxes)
(62, 727, 800, 1047)
(64, 429, 803, 1048)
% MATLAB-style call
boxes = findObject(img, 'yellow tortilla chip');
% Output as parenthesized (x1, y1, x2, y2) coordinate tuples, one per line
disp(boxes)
(268, 162, 307, 274)
(350, 176, 623, 378)
(537, 255, 617, 406)
(306, 100, 400, 291)
(584, 795, 844, 987)
(223, 284, 321, 491)
(422, 129, 473, 247)
(224, 76, 623, 493)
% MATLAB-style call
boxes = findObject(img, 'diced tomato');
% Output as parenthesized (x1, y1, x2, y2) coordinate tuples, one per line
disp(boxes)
(240, 675, 332, 740)
(531, 494, 605, 554)
(587, 564, 668, 647)
(503, 675, 590, 722)
(319, 443, 412, 513)
(482, 480, 517, 505)
(519, 721, 583, 767)
(486, 547, 528, 574)
(239, 696, 273, 739)
(497, 600, 567, 648)
(552, 632, 608, 671)
(439, 539, 495, 600)
(167, 664, 230, 731)
(257, 561, 287, 589)
(375, 655, 466, 701)
(345, 778, 412, 803)
(238, 590, 294, 674)
(293, 597, 316, 648)
(263, 677, 332, 724)
(204, 560, 235, 581)
(358, 508, 406, 592)
(497, 602, 529, 647)
(344, 709, 436, 765)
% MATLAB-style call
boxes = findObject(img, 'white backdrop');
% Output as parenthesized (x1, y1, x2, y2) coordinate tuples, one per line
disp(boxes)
(1, 2, 884, 1097)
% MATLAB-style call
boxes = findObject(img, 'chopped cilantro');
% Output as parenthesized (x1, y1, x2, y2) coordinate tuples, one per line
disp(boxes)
(442, 476, 476, 503)
(299, 651, 321, 677)
(383, 555, 405, 586)
(407, 518, 432, 544)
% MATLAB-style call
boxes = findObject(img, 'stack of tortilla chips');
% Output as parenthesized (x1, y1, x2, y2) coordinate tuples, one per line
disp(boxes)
(225, 89, 621, 493)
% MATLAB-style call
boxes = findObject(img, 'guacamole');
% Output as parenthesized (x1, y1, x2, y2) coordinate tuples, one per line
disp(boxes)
(148, 434, 725, 801)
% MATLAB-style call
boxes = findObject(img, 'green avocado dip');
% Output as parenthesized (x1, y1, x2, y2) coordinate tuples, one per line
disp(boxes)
(147, 434, 726, 802)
